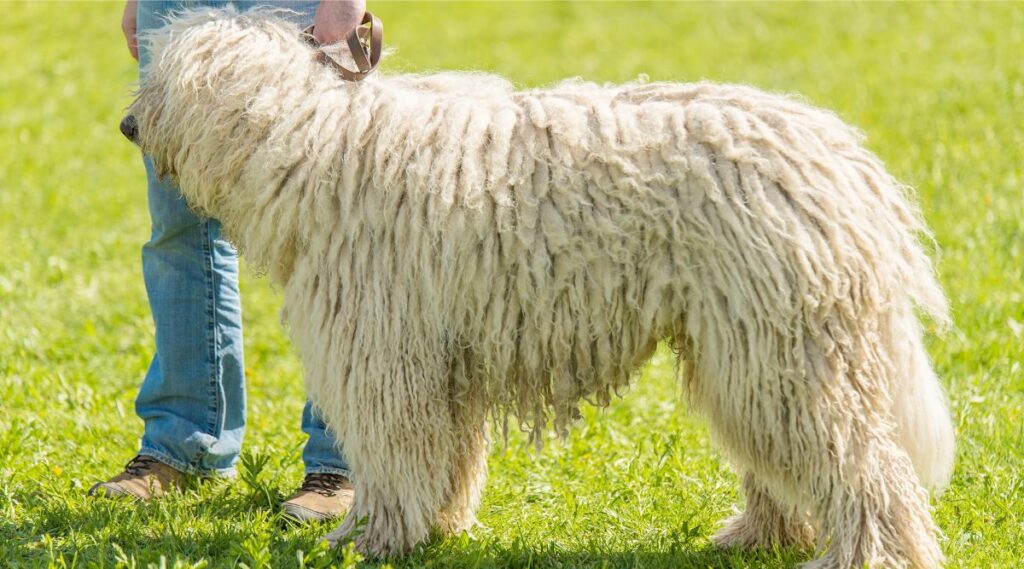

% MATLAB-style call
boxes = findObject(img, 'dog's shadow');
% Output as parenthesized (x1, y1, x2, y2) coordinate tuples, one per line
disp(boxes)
(396, 529, 808, 569)
(11, 483, 808, 568)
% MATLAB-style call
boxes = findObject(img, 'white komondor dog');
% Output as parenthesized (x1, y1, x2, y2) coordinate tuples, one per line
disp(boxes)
(124, 9, 955, 568)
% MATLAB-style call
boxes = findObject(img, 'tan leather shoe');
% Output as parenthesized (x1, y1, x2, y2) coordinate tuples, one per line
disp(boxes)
(88, 455, 186, 501)
(281, 472, 354, 523)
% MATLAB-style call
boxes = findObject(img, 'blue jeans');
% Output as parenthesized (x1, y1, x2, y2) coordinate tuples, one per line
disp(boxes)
(134, 0, 349, 478)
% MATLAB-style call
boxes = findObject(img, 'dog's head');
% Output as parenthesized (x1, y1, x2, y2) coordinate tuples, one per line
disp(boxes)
(121, 8, 329, 213)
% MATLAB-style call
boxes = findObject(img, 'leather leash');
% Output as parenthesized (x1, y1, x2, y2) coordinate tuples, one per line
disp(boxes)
(303, 12, 382, 82)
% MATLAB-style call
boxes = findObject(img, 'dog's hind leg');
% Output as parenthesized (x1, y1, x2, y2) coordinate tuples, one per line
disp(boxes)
(712, 473, 816, 551)
(796, 315, 947, 569)
(800, 435, 943, 569)
(691, 315, 943, 568)
(708, 395, 942, 568)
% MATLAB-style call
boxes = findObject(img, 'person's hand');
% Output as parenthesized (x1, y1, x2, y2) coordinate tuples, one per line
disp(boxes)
(122, 0, 139, 60)
(312, 0, 367, 45)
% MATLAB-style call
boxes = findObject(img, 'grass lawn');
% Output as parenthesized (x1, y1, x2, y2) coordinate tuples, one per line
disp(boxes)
(1, 2, 1022, 567)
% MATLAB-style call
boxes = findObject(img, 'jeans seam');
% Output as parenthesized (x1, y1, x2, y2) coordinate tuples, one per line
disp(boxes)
(202, 219, 223, 468)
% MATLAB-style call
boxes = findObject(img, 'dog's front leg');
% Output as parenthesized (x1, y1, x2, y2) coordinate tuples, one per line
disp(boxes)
(319, 340, 460, 557)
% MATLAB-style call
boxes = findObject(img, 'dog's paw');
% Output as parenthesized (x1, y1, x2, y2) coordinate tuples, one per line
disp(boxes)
(712, 512, 816, 551)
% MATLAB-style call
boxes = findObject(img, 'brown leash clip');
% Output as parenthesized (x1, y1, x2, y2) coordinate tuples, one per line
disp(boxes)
(303, 11, 382, 82)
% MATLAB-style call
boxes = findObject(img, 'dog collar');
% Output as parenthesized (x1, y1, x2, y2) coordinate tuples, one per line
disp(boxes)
(303, 11, 383, 82)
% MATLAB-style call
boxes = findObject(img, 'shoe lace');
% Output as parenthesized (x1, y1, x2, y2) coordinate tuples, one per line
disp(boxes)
(299, 472, 348, 497)
(124, 455, 161, 477)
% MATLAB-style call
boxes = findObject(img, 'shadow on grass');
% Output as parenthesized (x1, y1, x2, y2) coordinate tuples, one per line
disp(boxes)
(388, 530, 812, 569)
(393, 544, 809, 569)
(5, 485, 811, 568)
(6, 482, 323, 567)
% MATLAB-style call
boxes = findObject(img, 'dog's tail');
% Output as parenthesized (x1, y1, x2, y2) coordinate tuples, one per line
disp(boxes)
(890, 311, 956, 494)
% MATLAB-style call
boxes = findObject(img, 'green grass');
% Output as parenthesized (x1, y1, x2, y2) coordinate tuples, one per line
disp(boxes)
(1, 1, 1022, 567)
